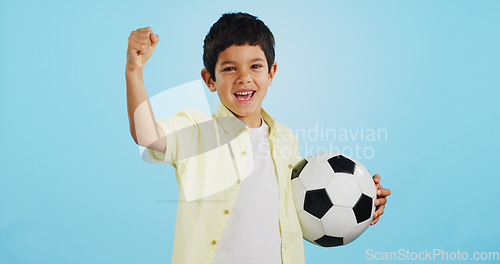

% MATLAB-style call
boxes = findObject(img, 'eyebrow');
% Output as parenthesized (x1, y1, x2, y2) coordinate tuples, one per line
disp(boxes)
(219, 58, 266, 66)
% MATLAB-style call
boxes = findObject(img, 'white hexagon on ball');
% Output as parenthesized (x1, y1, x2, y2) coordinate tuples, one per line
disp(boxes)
(326, 173, 362, 208)
(298, 156, 335, 190)
(298, 210, 324, 243)
(321, 206, 357, 237)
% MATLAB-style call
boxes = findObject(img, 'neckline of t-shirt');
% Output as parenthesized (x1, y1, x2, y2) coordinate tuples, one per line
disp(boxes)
(249, 117, 269, 133)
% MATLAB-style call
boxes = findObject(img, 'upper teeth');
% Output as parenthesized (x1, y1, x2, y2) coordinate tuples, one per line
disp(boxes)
(235, 91, 253, 95)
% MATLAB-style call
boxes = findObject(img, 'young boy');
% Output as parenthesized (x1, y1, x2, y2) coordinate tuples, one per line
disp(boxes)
(126, 12, 390, 264)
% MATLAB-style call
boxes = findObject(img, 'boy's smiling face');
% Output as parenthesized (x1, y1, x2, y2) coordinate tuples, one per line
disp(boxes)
(202, 44, 277, 128)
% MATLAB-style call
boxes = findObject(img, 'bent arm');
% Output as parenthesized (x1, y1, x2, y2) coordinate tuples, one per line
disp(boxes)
(125, 27, 166, 153)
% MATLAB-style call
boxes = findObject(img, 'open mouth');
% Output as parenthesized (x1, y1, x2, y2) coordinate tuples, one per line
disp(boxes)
(234, 91, 256, 101)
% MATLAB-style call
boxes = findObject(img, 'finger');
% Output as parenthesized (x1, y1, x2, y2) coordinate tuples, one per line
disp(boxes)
(376, 184, 382, 197)
(370, 216, 379, 225)
(136, 28, 153, 45)
(130, 33, 152, 46)
(136, 27, 153, 32)
(130, 28, 152, 40)
(377, 188, 391, 197)
(375, 197, 387, 206)
(150, 33, 158, 43)
(372, 174, 380, 184)
(374, 204, 385, 217)
(150, 33, 159, 49)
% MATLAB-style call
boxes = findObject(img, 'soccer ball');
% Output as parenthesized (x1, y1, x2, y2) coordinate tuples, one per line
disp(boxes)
(291, 152, 377, 247)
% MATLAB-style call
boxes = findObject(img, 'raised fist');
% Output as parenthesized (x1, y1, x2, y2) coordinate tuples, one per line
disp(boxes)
(126, 27, 159, 71)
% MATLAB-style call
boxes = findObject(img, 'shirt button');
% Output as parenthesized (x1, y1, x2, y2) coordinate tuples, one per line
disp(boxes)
(223, 209, 230, 215)
(288, 164, 293, 169)
(211, 240, 217, 246)
(235, 179, 241, 184)
(240, 151, 247, 156)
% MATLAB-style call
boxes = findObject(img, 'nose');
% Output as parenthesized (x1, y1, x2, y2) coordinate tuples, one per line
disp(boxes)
(237, 70, 252, 84)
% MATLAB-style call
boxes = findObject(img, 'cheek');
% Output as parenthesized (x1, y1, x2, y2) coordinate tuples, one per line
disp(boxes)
(261, 88, 269, 96)
(256, 75, 271, 86)
(216, 75, 232, 86)
(216, 83, 232, 97)
(251, 72, 265, 80)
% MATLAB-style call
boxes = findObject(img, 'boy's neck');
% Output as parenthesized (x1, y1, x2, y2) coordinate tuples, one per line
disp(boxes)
(242, 115, 262, 128)
(221, 103, 263, 128)
(231, 111, 262, 128)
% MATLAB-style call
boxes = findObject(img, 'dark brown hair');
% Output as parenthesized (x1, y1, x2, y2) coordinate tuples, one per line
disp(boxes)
(203, 12, 275, 81)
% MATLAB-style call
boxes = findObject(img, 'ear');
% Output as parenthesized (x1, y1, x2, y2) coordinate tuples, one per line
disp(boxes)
(201, 68, 216, 92)
(267, 62, 278, 86)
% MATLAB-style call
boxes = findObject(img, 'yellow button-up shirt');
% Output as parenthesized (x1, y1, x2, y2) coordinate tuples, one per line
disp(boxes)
(149, 103, 305, 264)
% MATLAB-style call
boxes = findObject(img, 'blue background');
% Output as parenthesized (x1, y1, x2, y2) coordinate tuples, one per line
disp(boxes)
(1, 0, 499, 263)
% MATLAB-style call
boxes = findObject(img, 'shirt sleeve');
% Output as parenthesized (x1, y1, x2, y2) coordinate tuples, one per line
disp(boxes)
(147, 118, 179, 165)
(147, 109, 206, 165)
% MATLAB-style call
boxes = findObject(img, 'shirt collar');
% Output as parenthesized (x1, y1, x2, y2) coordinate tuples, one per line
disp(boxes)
(214, 102, 277, 135)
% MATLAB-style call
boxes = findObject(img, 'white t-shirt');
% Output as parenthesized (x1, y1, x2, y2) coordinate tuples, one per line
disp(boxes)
(212, 118, 282, 264)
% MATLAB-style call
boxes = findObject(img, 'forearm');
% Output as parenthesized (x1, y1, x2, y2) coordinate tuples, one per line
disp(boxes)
(126, 68, 165, 152)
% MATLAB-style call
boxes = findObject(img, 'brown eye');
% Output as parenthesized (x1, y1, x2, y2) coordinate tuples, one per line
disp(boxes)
(223, 67, 236, 71)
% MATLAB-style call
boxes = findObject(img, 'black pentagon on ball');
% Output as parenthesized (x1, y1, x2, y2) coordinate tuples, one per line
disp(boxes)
(315, 235, 344, 247)
(291, 159, 308, 180)
(304, 189, 333, 219)
(353, 194, 373, 223)
(327, 155, 355, 174)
